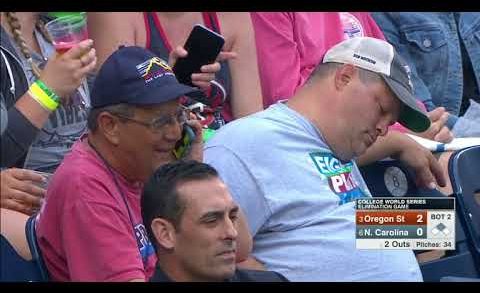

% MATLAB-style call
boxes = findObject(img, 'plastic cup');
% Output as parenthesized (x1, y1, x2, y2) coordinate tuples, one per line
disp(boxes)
(45, 13, 90, 107)
(31, 170, 52, 190)
(47, 12, 83, 19)
(45, 12, 88, 55)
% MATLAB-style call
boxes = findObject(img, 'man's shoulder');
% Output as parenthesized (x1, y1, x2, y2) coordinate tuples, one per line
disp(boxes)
(56, 141, 105, 177)
(49, 141, 112, 197)
(231, 269, 289, 282)
(208, 106, 291, 147)
(222, 110, 280, 132)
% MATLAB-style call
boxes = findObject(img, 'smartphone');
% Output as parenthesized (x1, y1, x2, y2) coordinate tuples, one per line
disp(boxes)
(172, 24, 225, 86)
(173, 124, 196, 159)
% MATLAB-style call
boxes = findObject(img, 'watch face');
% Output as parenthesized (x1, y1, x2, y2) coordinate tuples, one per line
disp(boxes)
(384, 166, 408, 197)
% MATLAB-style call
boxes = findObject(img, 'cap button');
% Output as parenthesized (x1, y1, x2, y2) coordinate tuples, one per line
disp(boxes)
(423, 39, 432, 48)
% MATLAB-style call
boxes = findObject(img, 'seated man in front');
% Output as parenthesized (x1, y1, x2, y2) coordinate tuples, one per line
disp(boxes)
(142, 160, 288, 282)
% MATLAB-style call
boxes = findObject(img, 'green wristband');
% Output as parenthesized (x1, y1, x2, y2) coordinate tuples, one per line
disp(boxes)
(35, 80, 61, 103)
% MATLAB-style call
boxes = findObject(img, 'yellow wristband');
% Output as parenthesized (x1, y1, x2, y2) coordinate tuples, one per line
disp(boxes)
(35, 79, 60, 103)
(30, 83, 59, 111)
(28, 90, 52, 112)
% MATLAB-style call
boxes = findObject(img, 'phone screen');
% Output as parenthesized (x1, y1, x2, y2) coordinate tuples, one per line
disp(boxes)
(173, 24, 225, 86)
(173, 125, 196, 159)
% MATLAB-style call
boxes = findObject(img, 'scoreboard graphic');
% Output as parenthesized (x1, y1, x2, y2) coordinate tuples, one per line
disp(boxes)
(355, 198, 455, 250)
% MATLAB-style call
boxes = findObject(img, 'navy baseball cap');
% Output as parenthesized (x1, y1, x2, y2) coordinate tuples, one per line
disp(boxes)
(90, 46, 199, 108)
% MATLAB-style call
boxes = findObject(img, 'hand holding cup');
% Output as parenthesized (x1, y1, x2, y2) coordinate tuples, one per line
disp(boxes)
(41, 13, 97, 105)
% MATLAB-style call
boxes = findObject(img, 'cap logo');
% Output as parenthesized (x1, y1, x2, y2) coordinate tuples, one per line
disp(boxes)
(136, 57, 174, 84)
(353, 53, 376, 65)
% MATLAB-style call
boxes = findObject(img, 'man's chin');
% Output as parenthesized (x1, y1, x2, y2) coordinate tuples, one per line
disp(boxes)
(349, 142, 371, 162)
(214, 266, 236, 281)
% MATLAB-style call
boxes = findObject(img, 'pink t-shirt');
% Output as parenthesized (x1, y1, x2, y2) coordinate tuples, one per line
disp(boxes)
(252, 12, 426, 133)
(252, 12, 385, 107)
(36, 136, 157, 281)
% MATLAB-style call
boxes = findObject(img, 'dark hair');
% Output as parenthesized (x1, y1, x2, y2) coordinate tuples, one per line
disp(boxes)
(87, 103, 134, 132)
(141, 160, 219, 253)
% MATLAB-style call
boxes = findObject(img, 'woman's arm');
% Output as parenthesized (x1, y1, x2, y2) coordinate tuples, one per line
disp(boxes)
(88, 12, 141, 70)
(219, 13, 263, 118)
(1, 40, 96, 167)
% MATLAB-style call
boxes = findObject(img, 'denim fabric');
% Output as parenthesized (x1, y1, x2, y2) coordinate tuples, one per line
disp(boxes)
(452, 100, 480, 137)
(372, 12, 480, 129)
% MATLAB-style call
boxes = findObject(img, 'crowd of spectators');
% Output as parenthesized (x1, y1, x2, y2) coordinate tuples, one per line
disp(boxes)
(1, 12, 479, 282)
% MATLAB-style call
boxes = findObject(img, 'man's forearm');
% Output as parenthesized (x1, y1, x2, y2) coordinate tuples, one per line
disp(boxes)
(356, 131, 404, 166)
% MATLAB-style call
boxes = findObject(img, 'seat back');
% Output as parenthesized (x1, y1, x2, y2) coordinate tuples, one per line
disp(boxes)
(448, 145, 480, 266)
(360, 158, 480, 281)
(360, 159, 445, 198)
(0, 235, 43, 282)
(25, 215, 50, 281)
(420, 214, 480, 281)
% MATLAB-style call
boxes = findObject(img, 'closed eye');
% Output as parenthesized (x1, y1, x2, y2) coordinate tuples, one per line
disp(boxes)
(200, 211, 223, 225)
(378, 102, 386, 116)
(378, 99, 397, 125)
(229, 207, 239, 222)
(229, 213, 238, 223)
(203, 216, 219, 224)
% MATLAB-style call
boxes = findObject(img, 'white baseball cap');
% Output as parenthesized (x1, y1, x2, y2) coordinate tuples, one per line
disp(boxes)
(323, 37, 430, 132)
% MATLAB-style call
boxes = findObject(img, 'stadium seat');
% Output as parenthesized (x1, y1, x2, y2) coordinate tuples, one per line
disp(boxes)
(360, 158, 480, 281)
(448, 146, 480, 269)
(359, 159, 445, 198)
(422, 146, 480, 281)
(420, 212, 479, 281)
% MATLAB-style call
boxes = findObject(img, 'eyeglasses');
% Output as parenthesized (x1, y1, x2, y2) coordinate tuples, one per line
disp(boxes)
(111, 105, 190, 132)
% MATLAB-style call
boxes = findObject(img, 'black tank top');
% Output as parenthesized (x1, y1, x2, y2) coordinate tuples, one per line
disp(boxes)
(144, 12, 233, 128)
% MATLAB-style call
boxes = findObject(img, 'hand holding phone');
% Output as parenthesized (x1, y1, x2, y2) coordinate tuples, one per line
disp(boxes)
(172, 24, 225, 86)
(173, 124, 196, 159)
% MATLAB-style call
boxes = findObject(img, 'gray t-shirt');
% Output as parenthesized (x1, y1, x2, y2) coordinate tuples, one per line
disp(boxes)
(205, 102, 423, 281)
(17, 30, 89, 173)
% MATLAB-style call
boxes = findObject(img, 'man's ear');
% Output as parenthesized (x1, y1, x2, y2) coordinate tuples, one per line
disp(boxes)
(151, 218, 177, 250)
(97, 112, 121, 146)
(334, 64, 356, 91)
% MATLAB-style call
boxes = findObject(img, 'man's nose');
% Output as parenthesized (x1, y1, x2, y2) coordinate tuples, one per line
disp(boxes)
(376, 121, 389, 137)
(224, 218, 238, 240)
